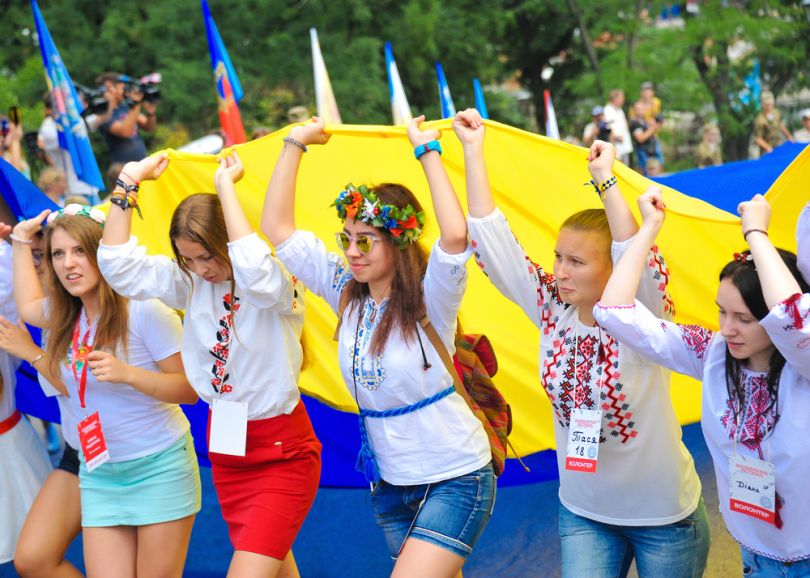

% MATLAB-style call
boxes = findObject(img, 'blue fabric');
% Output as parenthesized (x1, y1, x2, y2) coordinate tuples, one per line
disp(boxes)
(201, 0, 243, 102)
(435, 61, 456, 119)
(31, 0, 105, 191)
(653, 142, 808, 214)
(741, 546, 810, 577)
(473, 78, 489, 119)
(558, 497, 710, 578)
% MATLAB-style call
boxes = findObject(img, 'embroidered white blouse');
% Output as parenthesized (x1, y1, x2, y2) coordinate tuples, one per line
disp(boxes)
(275, 230, 491, 486)
(468, 208, 701, 525)
(97, 233, 305, 419)
(594, 294, 810, 562)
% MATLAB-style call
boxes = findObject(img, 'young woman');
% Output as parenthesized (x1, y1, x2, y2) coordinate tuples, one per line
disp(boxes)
(9, 230, 83, 578)
(11, 204, 201, 578)
(262, 115, 494, 578)
(96, 152, 321, 578)
(461, 108, 708, 578)
(0, 227, 52, 568)
(596, 193, 810, 575)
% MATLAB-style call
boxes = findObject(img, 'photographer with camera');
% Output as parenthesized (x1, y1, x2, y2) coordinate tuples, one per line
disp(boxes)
(582, 106, 614, 147)
(629, 101, 662, 177)
(96, 72, 157, 165)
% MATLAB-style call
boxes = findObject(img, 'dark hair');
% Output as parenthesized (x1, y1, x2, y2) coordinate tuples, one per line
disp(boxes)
(720, 248, 809, 422)
(96, 72, 122, 85)
(342, 183, 428, 354)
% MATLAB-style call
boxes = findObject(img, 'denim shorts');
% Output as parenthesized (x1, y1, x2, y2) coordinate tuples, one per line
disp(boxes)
(742, 547, 810, 577)
(370, 462, 496, 560)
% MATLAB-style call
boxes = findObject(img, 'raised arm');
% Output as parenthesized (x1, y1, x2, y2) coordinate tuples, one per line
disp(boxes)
(588, 140, 638, 242)
(407, 114, 466, 254)
(10, 211, 50, 327)
(261, 117, 330, 247)
(739, 194, 802, 308)
(458, 110, 495, 219)
(103, 154, 168, 247)
(600, 187, 666, 306)
(798, 202, 810, 283)
(214, 151, 251, 242)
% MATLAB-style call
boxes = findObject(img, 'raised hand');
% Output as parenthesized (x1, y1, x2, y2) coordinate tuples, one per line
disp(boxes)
(87, 350, 132, 384)
(215, 151, 244, 187)
(738, 194, 771, 237)
(289, 116, 330, 147)
(120, 153, 170, 184)
(407, 115, 441, 148)
(0, 222, 11, 240)
(587, 140, 617, 182)
(11, 210, 50, 242)
(637, 186, 666, 229)
(452, 108, 485, 147)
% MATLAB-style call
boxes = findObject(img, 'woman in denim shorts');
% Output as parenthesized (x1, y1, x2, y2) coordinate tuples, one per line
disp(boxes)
(264, 113, 496, 577)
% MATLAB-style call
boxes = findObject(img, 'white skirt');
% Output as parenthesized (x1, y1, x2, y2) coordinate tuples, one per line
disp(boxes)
(0, 415, 52, 563)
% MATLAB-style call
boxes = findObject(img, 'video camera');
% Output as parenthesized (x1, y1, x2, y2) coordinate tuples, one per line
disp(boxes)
(597, 120, 613, 143)
(74, 72, 162, 116)
(120, 73, 162, 107)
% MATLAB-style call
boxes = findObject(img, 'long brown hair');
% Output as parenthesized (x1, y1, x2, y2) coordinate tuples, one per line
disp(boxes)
(44, 216, 129, 376)
(342, 183, 428, 353)
(169, 193, 234, 296)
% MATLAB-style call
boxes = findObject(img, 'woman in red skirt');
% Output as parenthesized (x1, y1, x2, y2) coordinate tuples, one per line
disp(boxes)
(97, 152, 322, 578)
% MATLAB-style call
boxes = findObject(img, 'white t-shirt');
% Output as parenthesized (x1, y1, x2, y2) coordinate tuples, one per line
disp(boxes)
(38, 116, 99, 199)
(604, 103, 633, 157)
(594, 293, 810, 562)
(275, 230, 491, 486)
(468, 208, 701, 525)
(51, 298, 189, 462)
(97, 233, 305, 419)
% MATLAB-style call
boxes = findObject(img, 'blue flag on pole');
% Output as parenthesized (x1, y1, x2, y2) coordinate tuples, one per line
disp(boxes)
(201, 0, 244, 103)
(385, 42, 412, 125)
(473, 78, 489, 119)
(31, 0, 104, 192)
(435, 62, 456, 119)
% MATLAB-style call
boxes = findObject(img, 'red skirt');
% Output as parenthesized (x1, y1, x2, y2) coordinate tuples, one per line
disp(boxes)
(207, 401, 322, 560)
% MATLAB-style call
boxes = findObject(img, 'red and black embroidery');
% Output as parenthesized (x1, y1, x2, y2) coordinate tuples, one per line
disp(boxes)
(721, 373, 779, 453)
(209, 292, 241, 394)
(679, 324, 713, 361)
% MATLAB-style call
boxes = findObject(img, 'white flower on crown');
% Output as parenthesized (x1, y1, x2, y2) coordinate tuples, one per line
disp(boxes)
(63, 203, 82, 216)
(362, 199, 378, 221)
(89, 209, 106, 224)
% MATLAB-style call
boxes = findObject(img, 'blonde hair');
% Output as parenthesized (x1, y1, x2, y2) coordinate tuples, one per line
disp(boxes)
(44, 216, 129, 376)
(560, 208, 612, 259)
(38, 167, 65, 193)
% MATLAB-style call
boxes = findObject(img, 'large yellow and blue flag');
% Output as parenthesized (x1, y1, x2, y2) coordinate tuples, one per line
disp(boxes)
(32, 0, 104, 192)
(202, 0, 246, 145)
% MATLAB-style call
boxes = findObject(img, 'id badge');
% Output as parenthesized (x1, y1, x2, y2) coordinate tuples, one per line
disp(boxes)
(209, 398, 248, 457)
(565, 408, 602, 473)
(77, 411, 110, 472)
(729, 453, 776, 525)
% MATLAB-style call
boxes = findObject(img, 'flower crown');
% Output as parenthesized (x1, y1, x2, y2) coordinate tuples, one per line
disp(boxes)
(331, 183, 425, 248)
(46, 204, 106, 227)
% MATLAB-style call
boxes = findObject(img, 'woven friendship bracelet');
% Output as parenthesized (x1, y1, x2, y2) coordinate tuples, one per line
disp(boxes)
(283, 136, 308, 152)
(586, 175, 618, 199)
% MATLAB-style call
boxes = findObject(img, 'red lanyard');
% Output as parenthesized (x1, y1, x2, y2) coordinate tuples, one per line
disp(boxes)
(71, 313, 95, 410)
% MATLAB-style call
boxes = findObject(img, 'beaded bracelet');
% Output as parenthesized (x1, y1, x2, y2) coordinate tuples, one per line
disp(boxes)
(587, 175, 618, 200)
(283, 136, 308, 152)
(743, 229, 768, 241)
(9, 233, 32, 245)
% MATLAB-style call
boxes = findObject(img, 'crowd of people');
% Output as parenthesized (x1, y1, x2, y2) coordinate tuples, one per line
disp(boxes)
(580, 81, 810, 177)
(0, 104, 808, 578)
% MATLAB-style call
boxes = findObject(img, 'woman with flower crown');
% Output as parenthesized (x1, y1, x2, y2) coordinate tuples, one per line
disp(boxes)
(9, 203, 201, 578)
(596, 194, 810, 575)
(262, 115, 494, 578)
(96, 152, 321, 578)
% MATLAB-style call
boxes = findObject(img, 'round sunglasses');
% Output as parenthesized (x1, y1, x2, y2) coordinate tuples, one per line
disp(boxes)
(335, 232, 374, 254)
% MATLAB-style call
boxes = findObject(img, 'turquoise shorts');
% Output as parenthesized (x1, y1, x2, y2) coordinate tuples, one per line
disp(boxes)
(79, 432, 201, 527)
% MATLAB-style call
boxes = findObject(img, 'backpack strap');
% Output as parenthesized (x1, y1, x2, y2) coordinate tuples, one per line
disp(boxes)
(418, 316, 477, 410)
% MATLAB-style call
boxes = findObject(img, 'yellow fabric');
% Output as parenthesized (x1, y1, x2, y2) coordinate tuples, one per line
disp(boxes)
(125, 120, 804, 456)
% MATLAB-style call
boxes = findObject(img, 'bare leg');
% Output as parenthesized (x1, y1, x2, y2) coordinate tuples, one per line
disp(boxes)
(391, 538, 466, 578)
(135, 515, 196, 578)
(278, 551, 300, 578)
(14, 470, 83, 578)
(83, 526, 137, 578)
(227, 550, 289, 578)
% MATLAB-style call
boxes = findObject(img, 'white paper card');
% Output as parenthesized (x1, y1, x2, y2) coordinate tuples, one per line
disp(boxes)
(209, 399, 248, 457)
